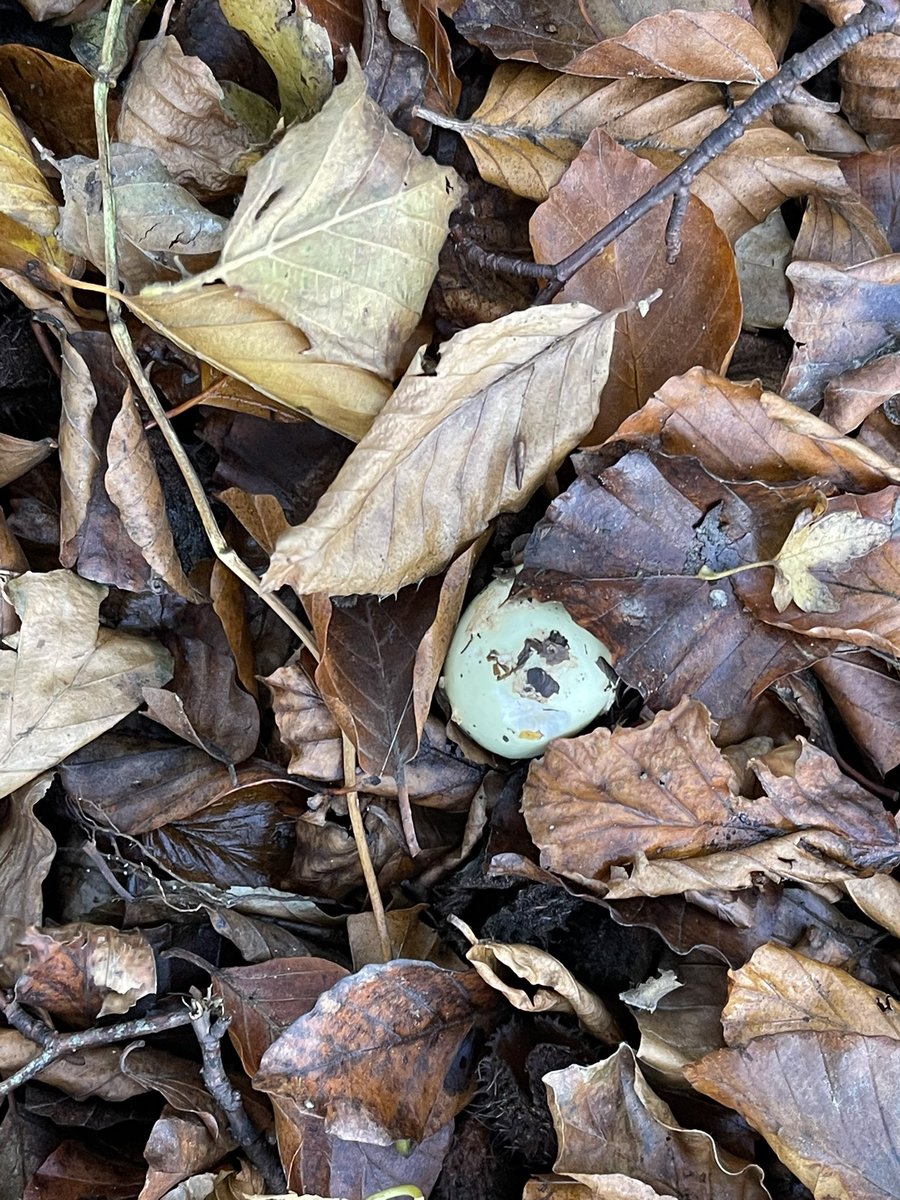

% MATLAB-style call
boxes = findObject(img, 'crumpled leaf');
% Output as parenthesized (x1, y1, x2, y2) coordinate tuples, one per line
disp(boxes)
(0, 570, 172, 800)
(565, 10, 777, 82)
(768, 505, 892, 613)
(0, 85, 58, 236)
(0, 433, 55, 488)
(117, 36, 277, 197)
(456, 920, 622, 1043)
(218, 0, 333, 123)
(3, 922, 156, 1026)
(384, 0, 461, 114)
(546, 1045, 768, 1200)
(58, 144, 228, 291)
(263, 302, 619, 596)
(522, 697, 900, 898)
(530, 128, 740, 443)
(783, 254, 900, 408)
(128, 282, 390, 441)
(0, 775, 55, 927)
(254, 960, 501, 1144)
(840, 31, 900, 149)
(200, 53, 458, 378)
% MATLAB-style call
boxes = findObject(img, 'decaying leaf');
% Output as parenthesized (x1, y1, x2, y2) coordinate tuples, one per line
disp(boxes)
(254, 960, 500, 1144)
(117, 36, 277, 196)
(530, 128, 741, 442)
(522, 697, 900, 899)
(197, 54, 458, 378)
(768, 505, 892, 613)
(546, 1045, 768, 1200)
(263, 302, 619, 596)
(0, 571, 172, 800)
(0, 775, 55, 928)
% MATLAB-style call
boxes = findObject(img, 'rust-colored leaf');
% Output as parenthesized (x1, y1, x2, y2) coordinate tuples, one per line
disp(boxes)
(254, 961, 500, 1144)
(530, 129, 741, 443)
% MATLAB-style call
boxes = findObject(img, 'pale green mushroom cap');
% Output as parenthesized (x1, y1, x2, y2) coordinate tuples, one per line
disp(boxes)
(441, 572, 617, 758)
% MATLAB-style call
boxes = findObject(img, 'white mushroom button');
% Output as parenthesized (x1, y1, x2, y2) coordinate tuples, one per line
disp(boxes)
(441, 571, 617, 758)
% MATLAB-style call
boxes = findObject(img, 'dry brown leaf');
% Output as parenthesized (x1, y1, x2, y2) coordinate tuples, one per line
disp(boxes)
(792, 189, 891, 267)
(0, 775, 55, 928)
(565, 10, 777, 82)
(0, 84, 58, 236)
(263, 302, 619, 597)
(0, 1028, 146, 1102)
(128, 282, 390, 441)
(783, 255, 900, 408)
(384, 0, 461, 113)
(840, 146, 900, 250)
(721, 943, 900, 1044)
(0, 570, 172, 800)
(686, 1033, 900, 1200)
(6, 922, 156, 1026)
(813, 651, 900, 775)
(530, 128, 740, 443)
(58, 144, 228, 291)
(106, 387, 204, 601)
(616, 368, 900, 489)
(263, 659, 343, 779)
(117, 36, 276, 196)
(199, 54, 457, 378)
(254, 961, 501, 1144)
(734, 209, 792, 331)
(457, 922, 622, 1043)
(546, 1045, 768, 1200)
(772, 84, 866, 156)
(821, 353, 900, 433)
(0, 432, 55, 488)
(522, 698, 900, 897)
(840, 31, 900, 149)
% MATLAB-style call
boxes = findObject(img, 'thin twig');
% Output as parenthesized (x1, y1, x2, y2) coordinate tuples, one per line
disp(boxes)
(0, 1000, 192, 1098)
(444, 2, 899, 298)
(188, 993, 287, 1193)
(343, 733, 392, 962)
(91, 0, 318, 663)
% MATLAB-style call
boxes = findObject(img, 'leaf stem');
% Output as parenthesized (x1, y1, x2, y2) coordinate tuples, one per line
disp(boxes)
(343, 733, 392, 963)
(698, 559, 774, 582)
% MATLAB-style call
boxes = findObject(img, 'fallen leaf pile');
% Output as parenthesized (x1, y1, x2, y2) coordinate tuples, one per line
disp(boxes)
(1, 1, 900, 1199)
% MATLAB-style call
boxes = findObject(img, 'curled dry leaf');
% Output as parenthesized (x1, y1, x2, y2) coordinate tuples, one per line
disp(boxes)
(783, 254, 900, 408)
(686, 1033, 900, 1200)
(129, 282, 390, 441)
(201, 54, 458, 378)
(106, 388, 205, 601)
(58, 144, 228, 292)
(530, 129, 741, 443)
(565, 10, 777, 82)
(0, 44, 111, 162)
(840, 145, 900, 250)
(117, 36, 276, 196)
(263, 302, 619, 597)
(0, 84, 58, 235)
(813, 651, 900, 775)
(0, 1029, 146, 1102)
(522, 697, 900, 898)
(384, 0, 461, 114)
(0, 775, 55, 927)
(459, 924, 622, 1043)
(821, 352, 900, 434)
(616, 367, 900, 490)
(254, 960, 501, 1144)
(218, 0, 333, 123)
(546, 1045, 768, 1200)
(0, 571, 172, 800)
(0, 432, 55, 488)
(5, 923, 156, 1026)
(721, 943, 900, 1045)
(840, 31, 900, 149)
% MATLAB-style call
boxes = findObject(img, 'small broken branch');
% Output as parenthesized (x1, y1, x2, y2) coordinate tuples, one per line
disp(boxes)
(0, 995, 192, 1098)
(188, 992, 287, 1193)
(450, 1, 900, 299)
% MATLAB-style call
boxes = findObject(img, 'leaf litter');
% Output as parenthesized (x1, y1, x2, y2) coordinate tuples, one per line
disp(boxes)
(1, 3, 900, 1199)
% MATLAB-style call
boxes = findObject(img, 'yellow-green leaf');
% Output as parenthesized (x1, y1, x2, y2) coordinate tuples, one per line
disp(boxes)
(772, 508, 892, 613)
(203, 53, 460, 378)
(0, 86, 58, 236)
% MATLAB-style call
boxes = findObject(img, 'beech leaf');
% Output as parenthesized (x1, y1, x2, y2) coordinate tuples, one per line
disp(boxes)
(263, 302, 620, 596)
(200, 53, 459, 378)
(770, 507, 892, 613)
(0, 84, 58, 236)
(0, 571, 172, 800)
